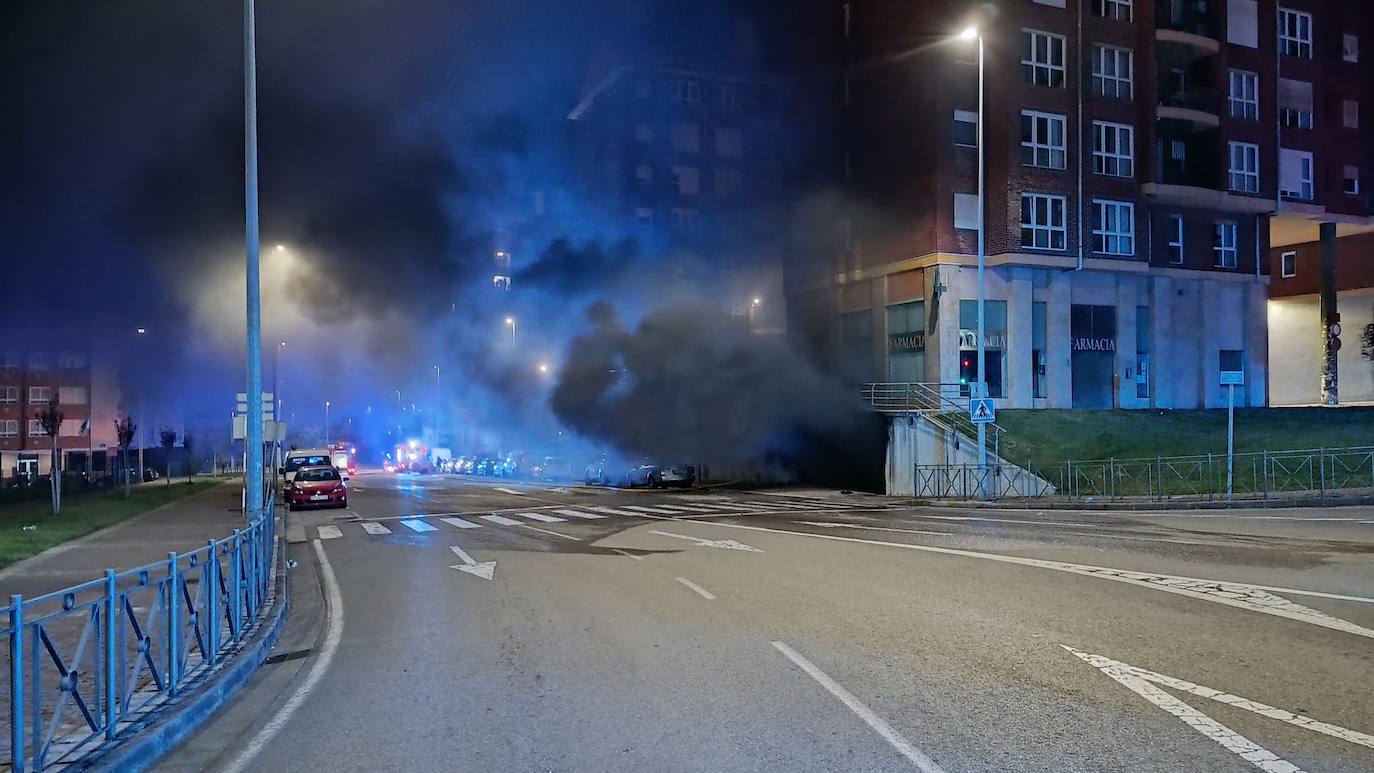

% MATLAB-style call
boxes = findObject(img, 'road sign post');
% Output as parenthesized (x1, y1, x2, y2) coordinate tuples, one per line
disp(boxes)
(1220, 370, 1245, 500)
(969, 398, 996, 425)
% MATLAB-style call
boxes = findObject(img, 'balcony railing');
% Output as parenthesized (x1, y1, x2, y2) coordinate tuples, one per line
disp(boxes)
(1160, 86, 1219, 115)
(1155, 2, 1217, 38)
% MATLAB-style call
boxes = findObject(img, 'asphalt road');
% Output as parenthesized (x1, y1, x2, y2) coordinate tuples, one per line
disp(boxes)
(160, 472, 1374, 772)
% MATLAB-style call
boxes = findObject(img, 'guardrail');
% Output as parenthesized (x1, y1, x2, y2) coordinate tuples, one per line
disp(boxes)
(859, 382, 1013, 461)
(915, 446, 1374, 502)
(2, 497, 279, 771)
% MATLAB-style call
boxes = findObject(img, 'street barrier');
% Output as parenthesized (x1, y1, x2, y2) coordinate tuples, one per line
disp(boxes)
(2, 498, 279, 771)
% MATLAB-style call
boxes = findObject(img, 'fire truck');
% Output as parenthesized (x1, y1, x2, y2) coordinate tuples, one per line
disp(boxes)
(387, 440, 434, 473)
(327, 442, 357, 479)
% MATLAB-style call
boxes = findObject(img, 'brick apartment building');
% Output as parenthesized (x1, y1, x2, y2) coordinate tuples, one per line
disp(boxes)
(787, 0, 1373, 409)
(0, 346, 119, 480)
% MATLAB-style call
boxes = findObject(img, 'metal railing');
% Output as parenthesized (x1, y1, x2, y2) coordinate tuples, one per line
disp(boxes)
(2, 496, 279, 771)
(859, 382, 1012, 461)
(916, 446, 1374, 502)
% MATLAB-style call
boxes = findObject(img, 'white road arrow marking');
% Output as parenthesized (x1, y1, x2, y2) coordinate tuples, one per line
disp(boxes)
(1064, 645, 1374, 771)
(448, 545, 496, 580)
(317, 525, 343, 540)
(648, 530, 763, 552)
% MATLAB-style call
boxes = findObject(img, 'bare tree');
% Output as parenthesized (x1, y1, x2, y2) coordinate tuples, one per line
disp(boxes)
(159, 428, 178, 487)
(115, 417, 136, 498)
(183, 433, 195, 483)
(34, 403, 64, 516)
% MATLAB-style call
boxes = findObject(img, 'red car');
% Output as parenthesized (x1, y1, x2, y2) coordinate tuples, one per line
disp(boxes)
(285, 465, 348, 510)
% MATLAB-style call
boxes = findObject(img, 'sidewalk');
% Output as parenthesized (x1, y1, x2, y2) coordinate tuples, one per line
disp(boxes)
(0, 479, 248, 600)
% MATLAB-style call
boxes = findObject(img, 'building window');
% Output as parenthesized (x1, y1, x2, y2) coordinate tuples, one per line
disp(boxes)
(1020, 193, 1067, 251)
(1093, 0, 1131, 21)
(671, 166, 700, 196)
(1279, 148, 1314, 200)
(1021, 30, 1066, 88)
(1345, 165, 1361, 195)
(1135, 306, 1151, 399)
(1343, 101, 1360, 130)
(1228, 142, 1260, 193)
(492, 274, 511, 290)
(0, 420, 16, 439)
(1278, 8, 1313, 59)
(677, 80, 701, 105)
(671, 123, 700, 153)
(1278, 79, 1314, 129)
(1213, 221, 1238, 268)
(953, 110, 978, 147)
(1092, 199, 1135, 256)
(27, 419, 44, 437)
(953, 193, 980, 231)
(1032, 302, 1047, 399)
(1091, 44, 1133, 99)
(1168, 215, 1184, 264)
(58, 386, 88, 405)
(1091, 121, 1134, 177)
(1344, 34, 1360, 63)
(671, 208, 697, 230)
(635, 164, 653, 186)
(0, 386, 16, 404)
(714, 169, 741, 197)
(714, 128, 743, 157)
(1227, 0, 1259, 48)
(1280, 250, 1297, 278)
(1228, 70, 1259, 120)
(634, 207, 653, 224)
(1021, 111, 1067, 169)
(634, 124, 653, 143)
(28, 386, 51, 404)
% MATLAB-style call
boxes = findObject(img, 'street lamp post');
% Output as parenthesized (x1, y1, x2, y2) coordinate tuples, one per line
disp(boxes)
(135, 327, 147, 484)
(433, 364, 440, 444)
(324, 401, 331, 445)
(960, 24, 989, 495)
(505, 317, 517, 348)
(243, 0, 266, 520)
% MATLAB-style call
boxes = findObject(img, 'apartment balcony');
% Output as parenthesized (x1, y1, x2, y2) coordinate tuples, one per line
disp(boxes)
(1145, 139, 1275, 214)
(1157, 86, 1220, 130)
(1155, 3, 1220, 58)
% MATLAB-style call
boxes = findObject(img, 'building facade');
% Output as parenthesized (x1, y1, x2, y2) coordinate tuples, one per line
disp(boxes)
(788, 0, 1372, 409)
(0, 346, 117, 480)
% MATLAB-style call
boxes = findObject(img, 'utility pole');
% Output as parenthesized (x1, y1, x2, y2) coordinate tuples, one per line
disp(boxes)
(1319, 222, 1339, 405)
(243, 0, 266, 520)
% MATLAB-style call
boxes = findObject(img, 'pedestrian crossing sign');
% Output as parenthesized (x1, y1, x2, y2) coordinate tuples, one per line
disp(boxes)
(969, 398, 996, 424)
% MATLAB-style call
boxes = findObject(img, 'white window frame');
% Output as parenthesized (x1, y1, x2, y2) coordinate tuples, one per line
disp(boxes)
(1228, 141, 1260, 193)
(0, 385, 16, 404)
(1278, 8, 1313, 59)
(1092, 44, 1133, 99)
(1345, 165, 1362, 196)
(1228, 70, 1259, 120)
(1021, 110, 1067, 169)
(28, 386, 51, 405)
(0, 419, 16, 439)
(1094, 0, 1132, 21)
(1091, 121, 1134, 177)
(1343, 33, 1360, 63)
(27, 419, 45, 438)
(1020, 193, 1068, 251)
(1214, 221, 1238, 268)
(1280, 148, 1314, 200)
(1280, 250, 1297, 277)
(1092, 199, 1135, 256)
(1021, 30, 1066, 88)
(1168, 215, 1185, 264)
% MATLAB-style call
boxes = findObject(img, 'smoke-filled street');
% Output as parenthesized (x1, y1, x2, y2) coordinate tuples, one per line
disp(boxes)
(158, 473, 1374, 772)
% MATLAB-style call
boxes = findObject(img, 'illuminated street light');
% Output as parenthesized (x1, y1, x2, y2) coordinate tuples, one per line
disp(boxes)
(538, 363, 550, 374)
(275, 244, 286, 252)
(135, 327, 147, 335)
(955, 21, 989, 494)
(751, 297, 762, 307)
(505, 316, 517, 347)
(959, 24, 977, 40)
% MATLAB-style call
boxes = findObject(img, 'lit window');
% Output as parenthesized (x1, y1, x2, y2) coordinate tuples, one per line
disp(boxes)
(1227, 141, 1260, 193)
(1279, 78, 1314, 129)
(1092, 121, 1134, 177)
(1091, 199, 1135, 256)
(1021, 30, 1066, 88)
(1280, 250, 1296, 278)
(1345, 165, 1361, 196)
(1279, 148, 1314, 200)
(1228, 70, 1259, 120)
(1278, 8, 1313, 59)
(1021, 111, 1067, 169)
(1168, 215, 1184, 264)
(492, 275, 511, 290)
(1091, 44, 1133, 99)
(1213, 221, 1238, 268)
(1020, 193, 1067, 251)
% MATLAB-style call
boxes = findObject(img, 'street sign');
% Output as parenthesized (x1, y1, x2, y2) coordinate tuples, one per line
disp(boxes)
(1219, 371, 1245, 386)
(969, 398, 996, 424)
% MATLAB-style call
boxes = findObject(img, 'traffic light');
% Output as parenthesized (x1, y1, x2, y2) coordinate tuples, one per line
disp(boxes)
(959, 353, 978, 386)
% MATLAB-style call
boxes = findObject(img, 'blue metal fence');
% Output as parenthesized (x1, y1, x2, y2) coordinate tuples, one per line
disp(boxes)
(2, 497, 278, 771)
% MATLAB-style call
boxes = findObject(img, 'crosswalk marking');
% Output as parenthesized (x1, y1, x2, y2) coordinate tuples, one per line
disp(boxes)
(622, 505, 678, 515)
(439, 517, 481, 529)
(479, 514, 523, 526)
(659, 504, 724, 512)
(584, 506, 638, 517)
(317, 525, 343, 540)
(399, 518, 437, 532)
(645, 504, 696, 512)
(552, 509, 608, 520)
(517, 512, 567, 523)
(360, 522, 391, 535)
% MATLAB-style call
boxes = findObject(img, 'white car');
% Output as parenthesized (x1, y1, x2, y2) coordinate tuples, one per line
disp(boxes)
(280, 449, 333, 487)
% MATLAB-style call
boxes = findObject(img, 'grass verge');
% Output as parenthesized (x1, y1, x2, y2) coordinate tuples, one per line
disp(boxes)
(997, 406, 1374, 471)
(0, 479, 228, 569)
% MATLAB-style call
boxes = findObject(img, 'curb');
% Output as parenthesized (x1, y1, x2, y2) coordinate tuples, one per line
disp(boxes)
(920, 494, 1374, 512)
(74, 543, 291, 773)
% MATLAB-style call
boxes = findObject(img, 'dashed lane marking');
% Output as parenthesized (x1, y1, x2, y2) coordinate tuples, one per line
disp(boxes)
(675, 577, 717, 600)
(438, 517, 482, 529)
(516, 511, 567, 523)
(317, 525, 343, 540)
(552, 509, 608, 520)
(360, 522, 391, 535)
(479, 514, 524, 526)
(399, 518, 437, 533)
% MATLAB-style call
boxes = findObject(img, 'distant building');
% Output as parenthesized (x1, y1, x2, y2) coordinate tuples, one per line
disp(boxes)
(787, 0, 1372, 409)
(0, 345, 119, 480)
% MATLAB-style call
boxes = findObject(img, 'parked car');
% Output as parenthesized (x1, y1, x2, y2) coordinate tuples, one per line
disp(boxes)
(284, 465, 348, 510)
(281, 449, 333, 486)
(626, 462, 695, 489)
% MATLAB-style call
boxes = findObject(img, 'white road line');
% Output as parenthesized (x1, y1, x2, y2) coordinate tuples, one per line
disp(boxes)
(584, 506, 640, 516)
(479, 514, 523, 526)
(438, 517, 482, 529)
(495, 487, 525, 495)
(316, 525, 343, 540)
(611, 548, 644, 560)
(359, 522, 391, 535)
(553, 508, 608, 520)
(520, 524, 581, 541)
(771, 641, 945, 772)
(516, 512, 567, 523)
(399, 518, 437, 532)
(222, 540, 343, 773)
(802, 521, 950, 537)
(682, 521, 1374, 637)
(645, 504, 696, 512)
(622, 505, 681, 515)
(659, 504, 726, 512)
(675, 577, 717, 600)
